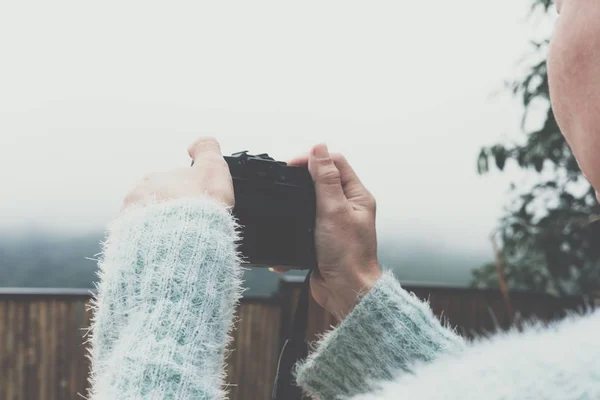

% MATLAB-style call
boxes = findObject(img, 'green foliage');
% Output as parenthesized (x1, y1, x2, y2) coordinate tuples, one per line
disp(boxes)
(474, 0, 600, 296)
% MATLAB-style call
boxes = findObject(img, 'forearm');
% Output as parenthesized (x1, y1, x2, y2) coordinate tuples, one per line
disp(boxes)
(295, 271, 466, 400)
(88, 198, 243, 400)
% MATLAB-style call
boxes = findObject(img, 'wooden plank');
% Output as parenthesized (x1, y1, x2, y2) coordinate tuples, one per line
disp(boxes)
(64, 300, 78, 400)
(232, 303, 247, 400)
(81, 298, 94, 398)
(244, 302, 263, 400)
(38, 300, 47, 400)
(48, 300, 58, 400)
(0, 286, 588, 400)
(266, 303, 280, 398)
(17, 300, 25, 400)
(246, 303, 258, 399)
(17, 301, 26, 400)
(259, 303, 272, 400)
(55, 301, 68, 400)
(263, 304, 276, 395)
(30, 301, 43, 400)
(260, 303, 277, 400)
(239, 303, 253, 400)
(225, 305, 240, 399)
(6, 301, 16, 400)
(250, 303, 263, 399)
(68, 300, 79, 399)
(236, 304, 248, 400)
(253, 303, 265, 398)
(71, 299, 88, 399)
(259, 304, 269, 400)
(0, 300, 6, 400)
(23, 300, 37, 400)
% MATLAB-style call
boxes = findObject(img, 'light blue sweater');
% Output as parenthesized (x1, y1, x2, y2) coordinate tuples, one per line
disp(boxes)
(89, 199, 600, 399)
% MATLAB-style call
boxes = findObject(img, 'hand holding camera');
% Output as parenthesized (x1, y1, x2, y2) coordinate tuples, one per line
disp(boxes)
(123, 137, 382, 320)
(285, 144, 382, 320)
(122, 137, 234, 210)
(230, 143, 381, 319)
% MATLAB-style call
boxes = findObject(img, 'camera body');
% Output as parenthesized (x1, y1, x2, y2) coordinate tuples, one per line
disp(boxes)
(224, 151, 317, 270)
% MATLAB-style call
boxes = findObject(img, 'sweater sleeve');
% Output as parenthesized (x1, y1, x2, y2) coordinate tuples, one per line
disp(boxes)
(87, 198, 243, 400)
(347, 308, 600, 400)
(295, 270, 467, 400)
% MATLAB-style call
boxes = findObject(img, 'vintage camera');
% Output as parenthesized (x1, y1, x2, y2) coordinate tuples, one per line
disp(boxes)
(224, 151, 317, 270)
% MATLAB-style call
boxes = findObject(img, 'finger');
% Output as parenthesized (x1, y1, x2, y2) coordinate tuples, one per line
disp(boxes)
(287, 153, 309, 166)
(332, 154, 374, 209)
(187, 137, 234, 205)
(291, 151, 372, 208)
(188, 137, 230, 178)
(188, 137, 224, 166)
(268, 267, 290, 274)
(308, 143, 349, 216)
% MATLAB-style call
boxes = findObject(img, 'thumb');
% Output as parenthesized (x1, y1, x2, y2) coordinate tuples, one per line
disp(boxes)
(309, 144, 348, 216)
(188, 137, 223, 165)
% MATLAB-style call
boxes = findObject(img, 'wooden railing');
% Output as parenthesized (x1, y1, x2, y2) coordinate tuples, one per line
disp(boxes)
(0, 289, 92, 400)
(0, 279, 591, 400)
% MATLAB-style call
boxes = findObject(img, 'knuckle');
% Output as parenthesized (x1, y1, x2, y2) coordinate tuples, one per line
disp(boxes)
(324, 201, 348, 217)
(141, 172, 154, 183)
(319, 165, 341, 184)
(123, 189, 144, 208)
(202, 158, 230, 177)
(189, 137, 221, 157)
(122, 193, 135, 206)
(366, 192, 377, 210)
(142, 171, 164, 187)
(331, 152, 346, 164)
(129, 171, 161, 198)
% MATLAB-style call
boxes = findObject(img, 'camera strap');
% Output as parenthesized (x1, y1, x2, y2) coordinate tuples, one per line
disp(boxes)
(271, 271, 311, 400)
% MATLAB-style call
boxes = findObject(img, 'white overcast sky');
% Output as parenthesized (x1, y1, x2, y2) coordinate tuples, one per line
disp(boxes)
(0, 1, 558, 257)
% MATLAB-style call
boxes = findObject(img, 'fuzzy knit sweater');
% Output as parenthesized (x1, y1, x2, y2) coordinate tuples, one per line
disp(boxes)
(89, 198, 600, 399)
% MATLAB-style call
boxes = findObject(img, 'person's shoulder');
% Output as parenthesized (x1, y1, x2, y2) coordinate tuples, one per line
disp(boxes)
(351, 310, 600, 400)
(499, 308, 600, 348)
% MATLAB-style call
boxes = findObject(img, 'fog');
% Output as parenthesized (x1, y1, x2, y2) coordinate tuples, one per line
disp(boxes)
(0, 0, 555, 259)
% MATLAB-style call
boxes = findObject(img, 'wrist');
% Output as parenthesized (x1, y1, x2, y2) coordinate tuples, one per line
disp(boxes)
(358, 262, 383, 289)
(330, 264, 382, 320)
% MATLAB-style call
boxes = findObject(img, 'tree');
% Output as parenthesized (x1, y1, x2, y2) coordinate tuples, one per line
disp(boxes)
(474, 0, 600, 297)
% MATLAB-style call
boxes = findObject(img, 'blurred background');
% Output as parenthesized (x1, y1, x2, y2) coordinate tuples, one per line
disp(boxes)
(3, 0, 594, 297)
(1, 1, 599, 398)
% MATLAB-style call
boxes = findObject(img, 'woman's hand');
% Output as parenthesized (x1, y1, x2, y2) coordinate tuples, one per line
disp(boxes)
(122, 137, 234, 210)
(274, 144, 382, 320)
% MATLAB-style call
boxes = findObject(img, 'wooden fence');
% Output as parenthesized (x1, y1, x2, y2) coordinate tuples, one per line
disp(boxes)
(0, 279, 591, 400)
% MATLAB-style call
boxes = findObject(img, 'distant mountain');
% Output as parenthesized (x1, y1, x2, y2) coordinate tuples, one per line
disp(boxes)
(377, 236, 487, 287)
(0, 231, 490, 296)
(0, 231, 101, 288)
